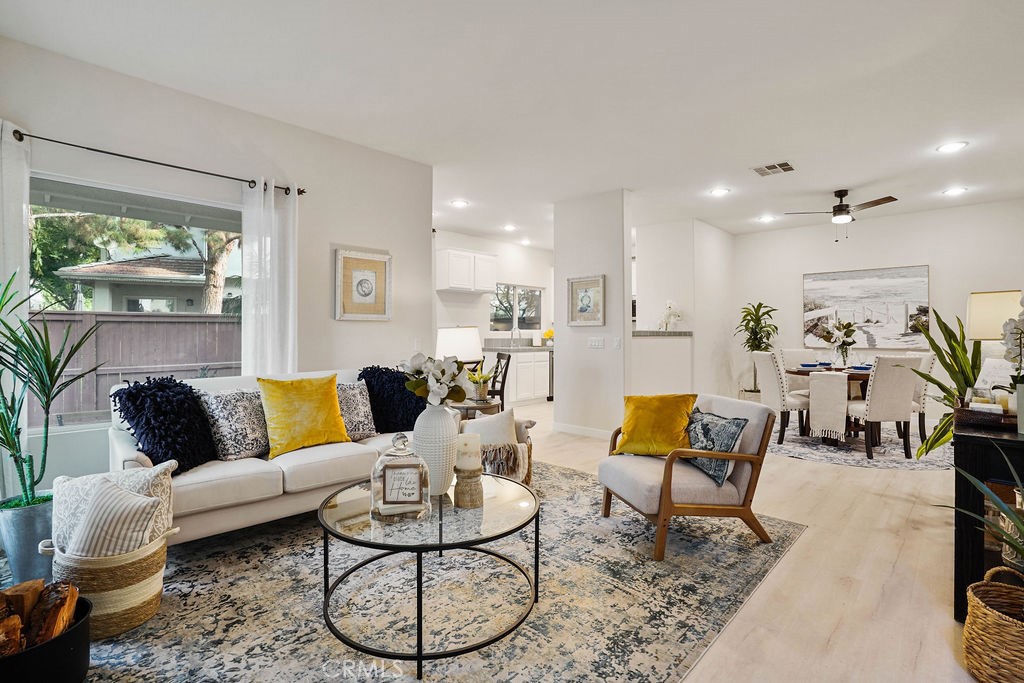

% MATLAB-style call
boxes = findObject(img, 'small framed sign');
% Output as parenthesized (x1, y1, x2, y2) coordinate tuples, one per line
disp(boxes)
(382, 464, 425, 504)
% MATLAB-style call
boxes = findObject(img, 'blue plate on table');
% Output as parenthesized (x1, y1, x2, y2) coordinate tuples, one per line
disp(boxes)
(850, 365, 873, 371)
(799, 363, 818, 368)
(817, 362, 833, 367)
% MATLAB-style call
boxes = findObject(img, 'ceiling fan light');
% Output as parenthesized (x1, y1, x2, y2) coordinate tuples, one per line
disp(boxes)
(832, 213, 853, 225)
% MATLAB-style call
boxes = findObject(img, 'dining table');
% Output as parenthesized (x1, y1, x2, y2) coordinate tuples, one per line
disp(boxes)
(785, 366, 874, 443)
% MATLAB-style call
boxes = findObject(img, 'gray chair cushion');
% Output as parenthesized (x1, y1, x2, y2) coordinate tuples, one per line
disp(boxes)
(598, 454, 741, 515)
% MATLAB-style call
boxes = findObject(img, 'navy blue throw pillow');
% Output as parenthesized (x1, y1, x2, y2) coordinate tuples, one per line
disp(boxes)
(111, 376, 217, 475)
(358, 365, 426, 433)
(685, 407, 748, 486)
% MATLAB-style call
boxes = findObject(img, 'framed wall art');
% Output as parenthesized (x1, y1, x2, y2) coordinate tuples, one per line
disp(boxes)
(803, 264, 929, 348)
(567, 274, 605, 327)
(335, 249, 392, 321)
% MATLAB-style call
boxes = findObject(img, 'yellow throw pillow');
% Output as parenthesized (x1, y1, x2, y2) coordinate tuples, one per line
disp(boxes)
(612, 394, 697, 455)
(257, 375, 350, 458)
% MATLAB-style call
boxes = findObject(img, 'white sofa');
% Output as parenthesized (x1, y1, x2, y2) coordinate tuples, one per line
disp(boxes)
(108, 369, 532, 545)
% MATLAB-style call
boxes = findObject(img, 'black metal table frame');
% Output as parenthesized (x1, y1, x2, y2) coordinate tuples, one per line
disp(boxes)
(319, 476, 540, 680)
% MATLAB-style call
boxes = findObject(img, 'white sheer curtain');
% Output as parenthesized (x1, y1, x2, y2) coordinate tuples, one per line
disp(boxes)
(241, 178, 298, 375)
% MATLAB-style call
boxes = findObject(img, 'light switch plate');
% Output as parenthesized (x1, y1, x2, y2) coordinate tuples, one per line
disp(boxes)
(588, 337, 605, 349)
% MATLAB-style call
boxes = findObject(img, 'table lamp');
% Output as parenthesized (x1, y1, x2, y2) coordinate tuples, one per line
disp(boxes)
(435, 326, 483, 364)
(967, 290, 1022, 340)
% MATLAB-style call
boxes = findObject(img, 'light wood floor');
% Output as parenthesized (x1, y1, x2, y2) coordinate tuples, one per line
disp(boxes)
(514, 401, 972, 683)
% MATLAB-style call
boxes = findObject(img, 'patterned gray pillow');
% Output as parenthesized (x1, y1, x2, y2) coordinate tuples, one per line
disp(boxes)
(685, 408, 748, 486)
(337, 381, 378, 441)
(197, 390, 270, 461)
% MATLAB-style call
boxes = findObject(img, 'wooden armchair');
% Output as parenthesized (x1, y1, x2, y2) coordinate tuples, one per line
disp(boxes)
(599, 394, 776, 560)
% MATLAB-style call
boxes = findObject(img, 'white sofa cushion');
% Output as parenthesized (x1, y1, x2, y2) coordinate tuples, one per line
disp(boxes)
(358, 432, 404, 453)
(598, 453, 741, 515)
(173, 458, 284, 517)
(269, 441, 379, 493)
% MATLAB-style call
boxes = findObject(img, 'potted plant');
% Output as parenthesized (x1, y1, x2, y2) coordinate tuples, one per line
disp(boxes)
(1000, 299, 1024, 434)
(734, 302, 778, 398)
(908, 310, 981, 457)
(820, 319, 857, 367)
(0, 272, 101, 583)
(466, 363, 495, 401)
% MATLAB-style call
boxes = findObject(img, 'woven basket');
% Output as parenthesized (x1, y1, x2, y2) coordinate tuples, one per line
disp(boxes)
(963, 566, 1024, 682)
(40, 527, 178, 639)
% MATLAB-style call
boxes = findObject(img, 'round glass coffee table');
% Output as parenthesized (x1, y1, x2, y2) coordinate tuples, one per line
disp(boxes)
(318, 474, 540, 680)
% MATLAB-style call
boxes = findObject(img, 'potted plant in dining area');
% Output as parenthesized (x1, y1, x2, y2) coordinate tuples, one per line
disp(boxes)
(466, 363, 495, 401)
(821, 318, 857, 367)
(734, 302, 778, 400)
(0, 272, 101, 584)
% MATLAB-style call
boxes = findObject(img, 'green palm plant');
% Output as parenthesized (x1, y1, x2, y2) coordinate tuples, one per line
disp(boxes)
(0, 271, 102, 507)
(734, 302, 779, 392)
(908, 310, 982, 457)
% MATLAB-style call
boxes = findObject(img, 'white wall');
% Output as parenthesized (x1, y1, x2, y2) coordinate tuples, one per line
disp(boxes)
(692, 219, 736, 395)
(432, 230, 554, 341)
(634, 220, 694, 331)
(553, 190, 630, 436)
(731, 199, 1024, 402)
(0, 37, 433, 491)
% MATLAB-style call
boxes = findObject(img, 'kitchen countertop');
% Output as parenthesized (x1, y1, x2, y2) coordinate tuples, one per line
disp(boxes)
(482, 346, 554, 354)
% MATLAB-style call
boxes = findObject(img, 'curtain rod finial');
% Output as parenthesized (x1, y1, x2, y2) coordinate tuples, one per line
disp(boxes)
(12, 129, 24, 142)
(297, 188, 306, 196)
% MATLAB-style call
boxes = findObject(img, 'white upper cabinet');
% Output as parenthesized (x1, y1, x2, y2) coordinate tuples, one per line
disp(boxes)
(436, 249, 497, 293)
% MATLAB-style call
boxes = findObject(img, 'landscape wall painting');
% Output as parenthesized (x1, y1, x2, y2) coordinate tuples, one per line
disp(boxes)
(803, 265, 930, 349)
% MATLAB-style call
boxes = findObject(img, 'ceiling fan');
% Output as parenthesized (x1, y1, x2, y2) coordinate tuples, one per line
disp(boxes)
(785, 189, 897, 225)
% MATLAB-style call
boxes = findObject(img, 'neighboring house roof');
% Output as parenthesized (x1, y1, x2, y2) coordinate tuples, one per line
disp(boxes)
(57, 255, 207, 286)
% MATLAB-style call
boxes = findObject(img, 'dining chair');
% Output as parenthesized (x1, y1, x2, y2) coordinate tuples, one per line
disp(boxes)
(846, 355, 918, 459)
(752, 351, 809, 443)
(488, 352, 512, 408)
(778, 348, 818, 396)
(905, 351, 936, 442)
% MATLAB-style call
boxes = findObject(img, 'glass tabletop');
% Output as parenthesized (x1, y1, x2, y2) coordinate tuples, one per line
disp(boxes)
(318, 474, 539, 551)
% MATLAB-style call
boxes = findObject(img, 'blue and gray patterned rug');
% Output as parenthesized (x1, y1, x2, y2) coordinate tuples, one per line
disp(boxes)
(768, 423, 953, 470)
(68, 462, 803, 681)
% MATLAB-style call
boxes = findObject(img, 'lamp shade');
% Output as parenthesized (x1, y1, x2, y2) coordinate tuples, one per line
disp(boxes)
(967, 290, 1023, 340)
(435, 326, 483, 362)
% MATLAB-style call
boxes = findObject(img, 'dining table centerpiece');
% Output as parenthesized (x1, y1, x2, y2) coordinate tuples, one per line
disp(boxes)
(401, 352, 472, 496)
(821, 319, 857, 367)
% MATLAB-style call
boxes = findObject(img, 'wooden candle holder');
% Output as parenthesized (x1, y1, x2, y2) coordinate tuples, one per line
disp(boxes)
(453, 466, 484, 509)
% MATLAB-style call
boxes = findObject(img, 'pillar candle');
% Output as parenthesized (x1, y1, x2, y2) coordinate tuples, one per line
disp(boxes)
(456, 433, 482, 470)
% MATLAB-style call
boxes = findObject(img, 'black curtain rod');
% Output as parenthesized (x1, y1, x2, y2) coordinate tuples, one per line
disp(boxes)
(11, 129, 306, 196)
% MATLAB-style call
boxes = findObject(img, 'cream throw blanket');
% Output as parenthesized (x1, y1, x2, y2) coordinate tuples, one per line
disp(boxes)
(809, 372, 849, 441)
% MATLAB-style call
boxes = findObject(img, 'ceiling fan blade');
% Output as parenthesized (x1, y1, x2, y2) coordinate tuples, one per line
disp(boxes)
(850, 196, 897, 211)
(783, 211, 832, 215)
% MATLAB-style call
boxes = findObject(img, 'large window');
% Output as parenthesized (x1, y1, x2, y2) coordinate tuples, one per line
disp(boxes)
(490, 283, 542, 331)
(26, 177, 243, 425)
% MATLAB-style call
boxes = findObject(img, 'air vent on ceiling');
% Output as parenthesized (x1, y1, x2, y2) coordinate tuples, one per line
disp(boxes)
(751, 161, 795, 177)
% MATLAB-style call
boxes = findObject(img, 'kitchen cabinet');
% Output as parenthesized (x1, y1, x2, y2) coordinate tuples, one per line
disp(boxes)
(508, 351, 550, 402)
(435, 249, 497, 293)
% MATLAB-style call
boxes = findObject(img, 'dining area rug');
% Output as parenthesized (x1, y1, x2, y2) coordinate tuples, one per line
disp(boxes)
(77, 462, 804, 682)
(769, 423, 953, 470)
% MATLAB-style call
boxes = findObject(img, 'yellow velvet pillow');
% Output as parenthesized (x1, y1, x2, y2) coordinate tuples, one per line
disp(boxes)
(257, 375, 350, 458)
(612, 394, 697, 455)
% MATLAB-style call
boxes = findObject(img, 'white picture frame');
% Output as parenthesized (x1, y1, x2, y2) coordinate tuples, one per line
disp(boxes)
(567, 274, 605, 327)
(335, 249, 392, 321)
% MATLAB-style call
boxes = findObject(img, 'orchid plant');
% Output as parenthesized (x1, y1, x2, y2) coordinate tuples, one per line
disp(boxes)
(400, 353, 471, 405)
(659, 300, 683, 332)
(1001, 294, 1024, 387)
(821, 319, 857, 366)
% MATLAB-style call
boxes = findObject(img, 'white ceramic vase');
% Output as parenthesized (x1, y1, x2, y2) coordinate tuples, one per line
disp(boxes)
(413, 404, 459, 496)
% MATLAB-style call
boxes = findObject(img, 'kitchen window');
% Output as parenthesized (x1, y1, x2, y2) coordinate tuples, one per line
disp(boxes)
(490, 284, 542, 331)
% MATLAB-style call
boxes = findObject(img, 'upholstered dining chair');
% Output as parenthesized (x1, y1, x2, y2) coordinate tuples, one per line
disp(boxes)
(778, 348, 818, 396)
(488, 352, 511, 408)
(599, 394, 776, 560)
(905, 351, 936, 442)
(846, 355, 918, 459)
(752, 351, 809, 443)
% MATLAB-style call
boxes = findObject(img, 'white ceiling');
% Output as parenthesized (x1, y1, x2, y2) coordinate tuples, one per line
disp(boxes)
(1, 1, 1022, 249)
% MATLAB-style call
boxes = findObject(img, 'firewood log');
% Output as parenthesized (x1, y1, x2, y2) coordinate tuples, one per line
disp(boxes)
(0, 614, 24, 656)
(0, 593, 12, 621)
(1, 578, 44, 622)
(25, 581, 78, 648)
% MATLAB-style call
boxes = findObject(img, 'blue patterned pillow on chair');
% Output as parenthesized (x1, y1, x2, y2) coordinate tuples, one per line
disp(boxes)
(685, 408, 748, 486)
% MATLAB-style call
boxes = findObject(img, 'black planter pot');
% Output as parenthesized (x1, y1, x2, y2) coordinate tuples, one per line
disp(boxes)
(3, 596, 91, 682)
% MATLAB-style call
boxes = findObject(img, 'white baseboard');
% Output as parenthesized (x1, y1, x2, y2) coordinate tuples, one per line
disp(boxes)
(553, 422, 614, 440)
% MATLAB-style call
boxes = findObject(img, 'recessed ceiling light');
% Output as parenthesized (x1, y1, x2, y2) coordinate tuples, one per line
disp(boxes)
(520, 238, 531, 246)
(936, 141, 969, 154)
(756, 215, 776, 223)
(708, 187, 731, 197)
(449, 198, 470, 208)
(503, 224, 517, 232)
(942, 186, 968, 196)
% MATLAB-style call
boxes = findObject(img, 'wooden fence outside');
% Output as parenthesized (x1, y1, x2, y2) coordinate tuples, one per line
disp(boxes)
(25, 311, 241, 425)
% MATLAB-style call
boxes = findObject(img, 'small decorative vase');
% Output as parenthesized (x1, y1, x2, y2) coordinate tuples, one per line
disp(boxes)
(1017, 384, 1024, 435)
(474, 381, 490, 401)
(0, 492, 54, 583)
(413, 404, 459, 496)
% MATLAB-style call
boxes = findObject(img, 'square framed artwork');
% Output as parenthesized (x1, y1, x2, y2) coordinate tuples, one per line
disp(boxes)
(567, 274, 605, 326)
(335, 249, 392, 321)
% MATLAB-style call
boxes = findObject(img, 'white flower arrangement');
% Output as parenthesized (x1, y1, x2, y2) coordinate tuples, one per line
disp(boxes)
(400, 352, 472, 405)
(659, 300, 683, 331)
(1002, 294, 1024, 384)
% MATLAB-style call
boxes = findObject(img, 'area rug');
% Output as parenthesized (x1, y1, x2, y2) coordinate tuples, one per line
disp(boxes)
(769, 423, 953, 470)
(54, 462, 802, 681)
